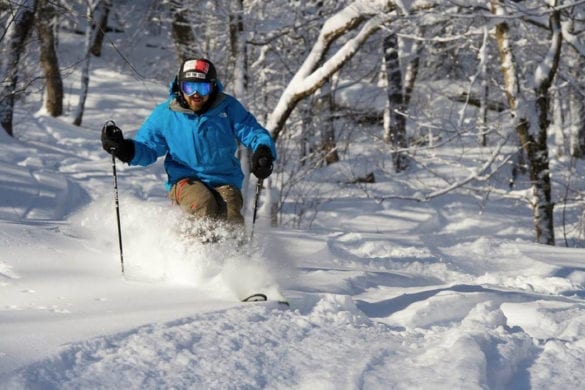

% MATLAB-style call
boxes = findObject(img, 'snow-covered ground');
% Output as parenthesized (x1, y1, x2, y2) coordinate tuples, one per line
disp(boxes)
(2, 26, 585, 390)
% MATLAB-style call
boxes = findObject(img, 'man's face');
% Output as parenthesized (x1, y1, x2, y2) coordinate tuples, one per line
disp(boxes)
(180, 80, 213, 112)
(183, 92, 209, 112)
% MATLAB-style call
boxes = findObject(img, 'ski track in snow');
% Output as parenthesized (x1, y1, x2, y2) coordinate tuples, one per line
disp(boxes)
(2, 196, 584, 389)
(2, 135, 585, 388)
(0, 294, 555, 390)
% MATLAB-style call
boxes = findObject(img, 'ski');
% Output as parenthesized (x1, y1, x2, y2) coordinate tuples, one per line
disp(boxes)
(242, 293, 268, 302)
(241, 293, 290, 307)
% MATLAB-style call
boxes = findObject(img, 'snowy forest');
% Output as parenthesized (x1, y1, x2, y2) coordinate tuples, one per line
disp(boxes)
(2, 1, 585, 388)
(2, 0, 585, 246)
(0, 0, 585, 390)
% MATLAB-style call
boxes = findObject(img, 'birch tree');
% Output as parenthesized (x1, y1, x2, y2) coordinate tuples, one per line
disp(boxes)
(568, 81, 585, 158)
(477, 27, 490, 147)
(228, 0, 253, 207)
(0, 0, 38, 135)
(382, 32, 408, 172)
(229, 0, 246, 98)
(321, 74, 340, 165)
(73, 0, 101, 126)
(491, 0, 561, 245)
(562, 9, 585, 158)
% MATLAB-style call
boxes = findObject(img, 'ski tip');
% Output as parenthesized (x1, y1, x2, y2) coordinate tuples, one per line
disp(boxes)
(242, 293, 268, 302)
(241, 293, 291, 309)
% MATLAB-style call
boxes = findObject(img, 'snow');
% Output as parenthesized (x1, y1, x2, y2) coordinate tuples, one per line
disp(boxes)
(1, 16, 585, 390)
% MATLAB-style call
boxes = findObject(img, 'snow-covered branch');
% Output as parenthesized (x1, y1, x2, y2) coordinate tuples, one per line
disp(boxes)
(423, 138, 510, 200)
(266, 0, 399, 140)
(533, 2, 562, 92)
(560, 18, 585, 57)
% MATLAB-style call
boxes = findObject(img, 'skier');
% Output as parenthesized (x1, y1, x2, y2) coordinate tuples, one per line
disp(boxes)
(101, 58, 276, 227)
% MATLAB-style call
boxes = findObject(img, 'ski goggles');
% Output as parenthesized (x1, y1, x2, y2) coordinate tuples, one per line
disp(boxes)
(181, 81, 213, 97)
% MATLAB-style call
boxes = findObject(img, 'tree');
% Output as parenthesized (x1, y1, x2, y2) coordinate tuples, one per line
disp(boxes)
(168, 0, 196, 62)
(228, 0, 246, 98)
(228, 0, 252, 206)
(90, 0, 112, 57)
(382, 32, 408, 172)
(562, 8, 585, 158)
(73, 0, 102, 127)
(266, 0, 396, 139)
(320, 75, 340, 165)
(491, 0, 560, 245)
(0, 0, 38, 135)
(36, 0, 63, 117)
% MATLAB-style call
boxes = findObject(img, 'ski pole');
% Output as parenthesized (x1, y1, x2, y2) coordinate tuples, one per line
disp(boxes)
(110, 149, 125, 275)
(250, 178, 263, 240)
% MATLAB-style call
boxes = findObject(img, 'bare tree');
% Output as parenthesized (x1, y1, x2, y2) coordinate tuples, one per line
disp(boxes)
(73, 0, 102, 127)
(382, 32, 408, 172)
(229, 0, 246, 97)
(321, 75, 340, 165)
(568, 85, 585, 158)
(90, 0, 112, 57)
(36, 0, 63, 117)
(0, 0, 38, 135)
(228, 0, 253, 208)
(562, 10, 585, 158)
(477, 27, 490, 147)
(168, 0, 196, 62)
(491, 0, 561, 245)
(266, 1, 397, 139)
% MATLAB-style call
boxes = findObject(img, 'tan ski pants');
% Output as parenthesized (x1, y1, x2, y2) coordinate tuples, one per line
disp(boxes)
(169, 178, 244, 224)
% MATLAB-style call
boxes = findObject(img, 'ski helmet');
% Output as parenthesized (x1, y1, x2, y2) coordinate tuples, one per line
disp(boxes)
(178, 58, 217, 84)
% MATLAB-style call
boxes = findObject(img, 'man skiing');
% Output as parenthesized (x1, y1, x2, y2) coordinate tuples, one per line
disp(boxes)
(101, 58, 276, 226)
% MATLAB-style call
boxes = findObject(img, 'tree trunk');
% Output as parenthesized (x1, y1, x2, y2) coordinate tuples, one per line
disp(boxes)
(73, 1, 99, 127)
(568, 51, 585, 158)
(321, 76, 339, 165)
(0, 0, 38, 135)
(382, 33, 408, 172)
(229, 0, 247, 96)
(228, 0, 253, 212)
(478, 27, 489, 146)
(569, 92, 585, 158)
(529, 5, 561, 245)
(90, 0, 111, 57)
(402, 32, 420, 111)
(36, 0, 63, 117)
(491, 0, 559, 245)
(169, 0, 196, 62)
(562, 4, 585, 158)
(552, 89, 565, 157)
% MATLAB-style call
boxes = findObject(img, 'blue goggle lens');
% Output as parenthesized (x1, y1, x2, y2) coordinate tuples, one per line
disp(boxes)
(181, 81, 212, 97)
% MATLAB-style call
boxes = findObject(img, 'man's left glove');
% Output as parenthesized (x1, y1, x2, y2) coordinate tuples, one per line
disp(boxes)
(251, 145, 273, 179)
(101, 121, 135, 163)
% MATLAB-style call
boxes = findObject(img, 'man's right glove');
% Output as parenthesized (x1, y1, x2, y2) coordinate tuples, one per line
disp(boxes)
(251, 145, 273, 179)
(101, 121, 135, 163)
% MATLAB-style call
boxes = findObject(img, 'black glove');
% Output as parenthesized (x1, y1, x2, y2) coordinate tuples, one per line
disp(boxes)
(101, 121, 135, 163)
(251, 145, 273, 179)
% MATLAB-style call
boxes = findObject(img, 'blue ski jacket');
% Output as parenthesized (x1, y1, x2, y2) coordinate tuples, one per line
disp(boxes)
(129, 82, 277, 191)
